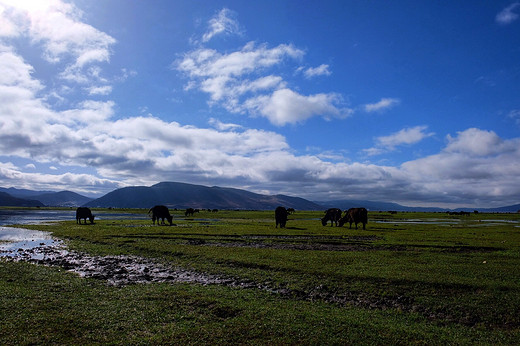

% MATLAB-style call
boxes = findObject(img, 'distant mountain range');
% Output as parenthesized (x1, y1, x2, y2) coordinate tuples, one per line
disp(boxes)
(83, 182, 322, 210)
(0, 188, 92, 207)
(1, 182, 519, 212)
(318, 199, 520, 213)
(0, 191, 45, 207)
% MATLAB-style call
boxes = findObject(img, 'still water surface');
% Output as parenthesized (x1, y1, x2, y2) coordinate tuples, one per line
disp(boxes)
(0, 209, 148, 258)
(0, 209, 149, 226)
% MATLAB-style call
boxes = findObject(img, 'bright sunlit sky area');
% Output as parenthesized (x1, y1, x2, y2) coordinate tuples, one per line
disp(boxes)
(1, 0, 520, 208)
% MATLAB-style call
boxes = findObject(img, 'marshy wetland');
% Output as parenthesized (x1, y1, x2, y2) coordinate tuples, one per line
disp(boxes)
(1, 208, 520, 344)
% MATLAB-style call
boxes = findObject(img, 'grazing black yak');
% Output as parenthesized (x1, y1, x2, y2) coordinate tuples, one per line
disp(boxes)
(149, 205, 173, 225)
(76, 207, 95, 224)
(321, 208, 342, 226)
(275, 206, 289, 228)
(185, 208, 195, 217)
(339, 207, 368, 230)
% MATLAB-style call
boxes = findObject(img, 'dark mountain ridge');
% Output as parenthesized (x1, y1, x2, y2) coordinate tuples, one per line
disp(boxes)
(84, 182, 323, 210)
(1, 183, 519, 212)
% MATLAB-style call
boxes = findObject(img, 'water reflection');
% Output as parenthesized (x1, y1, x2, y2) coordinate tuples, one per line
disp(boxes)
(0, 209, 76, 226)
(0, 226, 62, 258)
(0, 209, 148, 226)
(0, 209, 148, 259)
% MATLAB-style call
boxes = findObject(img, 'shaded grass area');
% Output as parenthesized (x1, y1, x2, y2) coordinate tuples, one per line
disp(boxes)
(2, 210, 520, 343)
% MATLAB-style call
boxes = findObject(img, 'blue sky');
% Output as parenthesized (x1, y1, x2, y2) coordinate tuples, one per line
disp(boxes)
(1, 0, 520, 208)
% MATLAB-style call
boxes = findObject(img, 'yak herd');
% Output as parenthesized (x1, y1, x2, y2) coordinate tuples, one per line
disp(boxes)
(75, 205, 368, 229)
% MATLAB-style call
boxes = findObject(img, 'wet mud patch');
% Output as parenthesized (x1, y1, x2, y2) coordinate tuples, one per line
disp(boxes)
(0, 227, 506, 329)
(3, 245, 237, 287)
(2, 243, 503, 328)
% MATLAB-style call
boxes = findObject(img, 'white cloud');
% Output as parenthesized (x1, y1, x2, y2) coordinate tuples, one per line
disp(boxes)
(400, 128, 520, 206)
(2, 101, 520, 206)
(378, 126, 434, 148)
(86, 85, 112, 95)
(365, 125, 434, 155)
(0, 3, 22, 37)
(176, 42, 352, 126)
(303, 64, 331, 78)
(208, 118, 242, 131)
(244, 88, 351, 126)
(179, 42, 304, 80)
(496, 2, 520, 25)
(364, 98, 400, 113)
(202, 8, 242, 42)
(0, 0, 115, 89)
(0, 49, 43, 91)
(60, 100, 115, 123)
(444, 128, 515, 156)
(27, 3, 115, 66)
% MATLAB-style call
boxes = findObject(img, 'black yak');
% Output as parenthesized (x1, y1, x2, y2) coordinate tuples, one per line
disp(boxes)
(76, 207, 95, 224)
(339, 207, 368, 230)
(149, 205, 173, 225)
(275, 206, 289, 228)
(321, 208, 342, 226)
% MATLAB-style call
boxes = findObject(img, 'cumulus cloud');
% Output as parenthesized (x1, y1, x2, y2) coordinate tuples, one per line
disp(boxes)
(444, 128, 514, 156)
(86, 85, 112, 95)
(401, 128, 520, 206)
(365, 126, 434, 155)
(364, 98, 400, 113)
(0, 0, 115, 93)
(202, 8, 242, 42)
(496, 2, 520, 25)
(176, 12, 354, 126)
(176, 40, 351, 125)
(378, 126, 434, 148)
(2, 90, 520, 206)
(244, 88, 351, 126)
(303, 64, 331, 78)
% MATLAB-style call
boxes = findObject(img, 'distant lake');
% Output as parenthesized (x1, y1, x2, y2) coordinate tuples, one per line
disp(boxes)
(0, 209, 149, 226)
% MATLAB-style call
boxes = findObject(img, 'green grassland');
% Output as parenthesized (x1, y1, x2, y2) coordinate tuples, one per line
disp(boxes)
(1, 210, 520, 344)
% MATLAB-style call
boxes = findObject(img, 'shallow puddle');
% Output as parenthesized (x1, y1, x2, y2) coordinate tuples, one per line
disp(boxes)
(0, 226, 256, 288)
(0, 226, 63, 259)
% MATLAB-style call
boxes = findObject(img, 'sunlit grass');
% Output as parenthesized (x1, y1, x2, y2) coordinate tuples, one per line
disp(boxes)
(2, 210, 520, 343)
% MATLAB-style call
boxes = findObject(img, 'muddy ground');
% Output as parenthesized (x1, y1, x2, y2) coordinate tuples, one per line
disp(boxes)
(1, 240, 492, 328)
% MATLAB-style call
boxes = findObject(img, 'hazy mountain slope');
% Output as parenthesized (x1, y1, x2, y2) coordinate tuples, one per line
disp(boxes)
(316, 200, 446, 212)
(0, 192, 45, 207)
(0, 187, 55, 198)
(30, 191, 93, 207)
